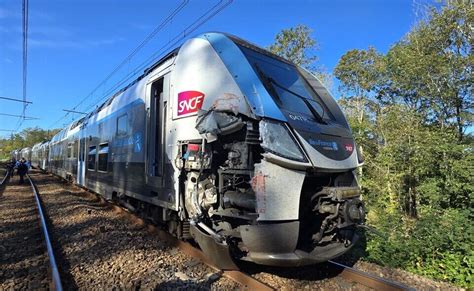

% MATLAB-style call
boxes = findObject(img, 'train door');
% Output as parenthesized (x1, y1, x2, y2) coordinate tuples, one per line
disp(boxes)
(77, 136, 86, 186)
(146, 75, 168, 191)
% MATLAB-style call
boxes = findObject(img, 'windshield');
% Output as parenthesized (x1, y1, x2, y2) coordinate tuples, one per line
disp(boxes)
(238, 45, 334, 122)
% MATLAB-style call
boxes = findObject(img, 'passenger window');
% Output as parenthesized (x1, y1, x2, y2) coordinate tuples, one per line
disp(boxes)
(117, 114, 128, 136)
(98, 143, 109, 172)
(88, 146, 96, 170)
(67, 143, 73, 158)
(67, 142, 74, 159)
(73, 140, 78, 158)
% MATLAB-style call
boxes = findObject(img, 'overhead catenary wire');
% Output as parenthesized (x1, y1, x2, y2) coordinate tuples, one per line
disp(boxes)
(81, 0, 232, 113)
(50, 0, 232, 129)
(13, 0, 29, 134)
(0, 96, 33, 104)
(0, 113, 39, 120)
(51, 0, 189, 128)
(22, 0, 29, 119)
(62, 109, 87, 115)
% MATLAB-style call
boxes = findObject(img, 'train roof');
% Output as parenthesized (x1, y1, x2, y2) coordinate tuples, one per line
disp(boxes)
(55, 33, 258, 133)
(49, 31, 333, 143)
(32, 140, 49, 150)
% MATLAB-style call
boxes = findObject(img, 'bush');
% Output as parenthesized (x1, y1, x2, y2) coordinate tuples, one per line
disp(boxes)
(364, 209, 473, 287)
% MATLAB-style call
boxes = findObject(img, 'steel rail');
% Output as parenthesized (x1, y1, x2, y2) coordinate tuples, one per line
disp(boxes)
(110, 204, 274, 291)
(27, 174, 63, 291)
(48, 174, 271, 290)
(328, 260, 415, 291)
(44, 171, 413, 290)
(0, 169, 9, 186)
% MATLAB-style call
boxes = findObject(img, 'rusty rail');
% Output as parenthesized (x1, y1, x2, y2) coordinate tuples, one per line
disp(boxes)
(44, 170, 414, 291)
(328, 260, 414, 291)
(111, 204, 274, 290)
(0, 167, 9, 186)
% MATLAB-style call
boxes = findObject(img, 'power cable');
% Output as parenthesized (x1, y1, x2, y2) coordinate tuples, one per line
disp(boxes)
(0, 96, 33, 104)
(82, 0, 232, 113)
(50, 0, 189, 128)
(0, 113, 39, 119)
(22, 0, 29, 119)
(15, 0, 29, 134)
(50, 0, 232, 129)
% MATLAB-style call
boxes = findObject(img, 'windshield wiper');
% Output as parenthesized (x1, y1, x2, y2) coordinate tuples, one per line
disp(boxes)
(267, 77, 326, 124)
(254, 64, 283, 104)
(254, 63, 326, 124)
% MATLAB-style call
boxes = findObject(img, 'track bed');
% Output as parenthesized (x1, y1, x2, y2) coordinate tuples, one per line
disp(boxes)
(0, 175, 50, 289)
(29, 170, 238, 289)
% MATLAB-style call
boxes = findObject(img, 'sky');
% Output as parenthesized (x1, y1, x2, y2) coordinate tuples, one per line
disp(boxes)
(0, 0, 437, 137)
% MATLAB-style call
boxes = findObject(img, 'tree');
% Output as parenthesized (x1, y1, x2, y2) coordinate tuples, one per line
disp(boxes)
(268, 24, 318, 68)
(0, 127, 60, 160)
(268, 24, 333, 89)
(334, 47, 386, 175)
(385, 2, 472, 140)
(334, 1, 474, 287)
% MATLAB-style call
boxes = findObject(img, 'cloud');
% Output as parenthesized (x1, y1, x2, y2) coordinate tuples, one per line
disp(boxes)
(3, 58, 13, 63)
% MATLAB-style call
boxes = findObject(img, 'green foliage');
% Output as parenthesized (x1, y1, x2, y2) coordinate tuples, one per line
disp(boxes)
(269, 24, 333, 89)
(268, 24, 318, 68)
(0, 127, 60, 159)
(365, 209, 473, 287)
(334, 47, 385, 95)
(335, 1, 473, 287)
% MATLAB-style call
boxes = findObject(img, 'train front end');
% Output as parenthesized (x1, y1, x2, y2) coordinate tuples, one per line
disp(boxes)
(172, 32, 365, 267)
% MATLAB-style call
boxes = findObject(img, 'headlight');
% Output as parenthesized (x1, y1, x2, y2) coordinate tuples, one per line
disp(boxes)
(259, 119, 308, 162)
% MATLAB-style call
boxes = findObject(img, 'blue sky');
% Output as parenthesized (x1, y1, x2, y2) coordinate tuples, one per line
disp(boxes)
(0, 0, 436, 136)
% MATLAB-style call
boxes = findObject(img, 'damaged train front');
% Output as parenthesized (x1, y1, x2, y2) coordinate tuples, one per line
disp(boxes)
(173, 33, 366, 268)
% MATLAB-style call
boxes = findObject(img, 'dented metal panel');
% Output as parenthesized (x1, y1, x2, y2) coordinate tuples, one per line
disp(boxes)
(171, 37, 253, 120)
(252, 160, 305, 221)
(34, 31, 365, 268)
(201, 32, 286, 121)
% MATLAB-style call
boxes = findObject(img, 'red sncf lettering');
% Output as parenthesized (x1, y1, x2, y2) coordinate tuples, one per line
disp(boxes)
(344, 144, 354, 152)
(177, 91, 205, 116)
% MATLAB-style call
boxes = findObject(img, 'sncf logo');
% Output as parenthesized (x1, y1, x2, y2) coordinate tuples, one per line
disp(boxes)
(177, 91, 205, 116)
(344, 144, 354, 152)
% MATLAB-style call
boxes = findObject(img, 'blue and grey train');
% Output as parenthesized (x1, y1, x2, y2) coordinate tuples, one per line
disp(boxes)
(28, 32, 365, 268)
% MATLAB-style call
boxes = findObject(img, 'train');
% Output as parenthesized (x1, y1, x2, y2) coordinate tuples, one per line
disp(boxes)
(11, 147, 32, 161)
(18, 32, 365, 269)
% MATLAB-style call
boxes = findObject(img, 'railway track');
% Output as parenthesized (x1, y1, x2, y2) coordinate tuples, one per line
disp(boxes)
(2, 169, 414, 290)
(25, 171, 240, 289)
(0, 165, 10, 191)
(112, 201, 413, 290)
(0, 171, 60, 290)
(41, 170, 411, 290)
(26, 174, 63, 290)
(327, 260, 414, 291)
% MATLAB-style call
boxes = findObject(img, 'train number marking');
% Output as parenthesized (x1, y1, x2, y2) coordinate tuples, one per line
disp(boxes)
(177, 91, 205, 116)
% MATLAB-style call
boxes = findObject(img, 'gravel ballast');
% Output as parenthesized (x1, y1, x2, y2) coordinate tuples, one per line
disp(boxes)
(29, 171, 238, 289)
(2, 169, 463, 290)
(0, 175, 49, 290)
